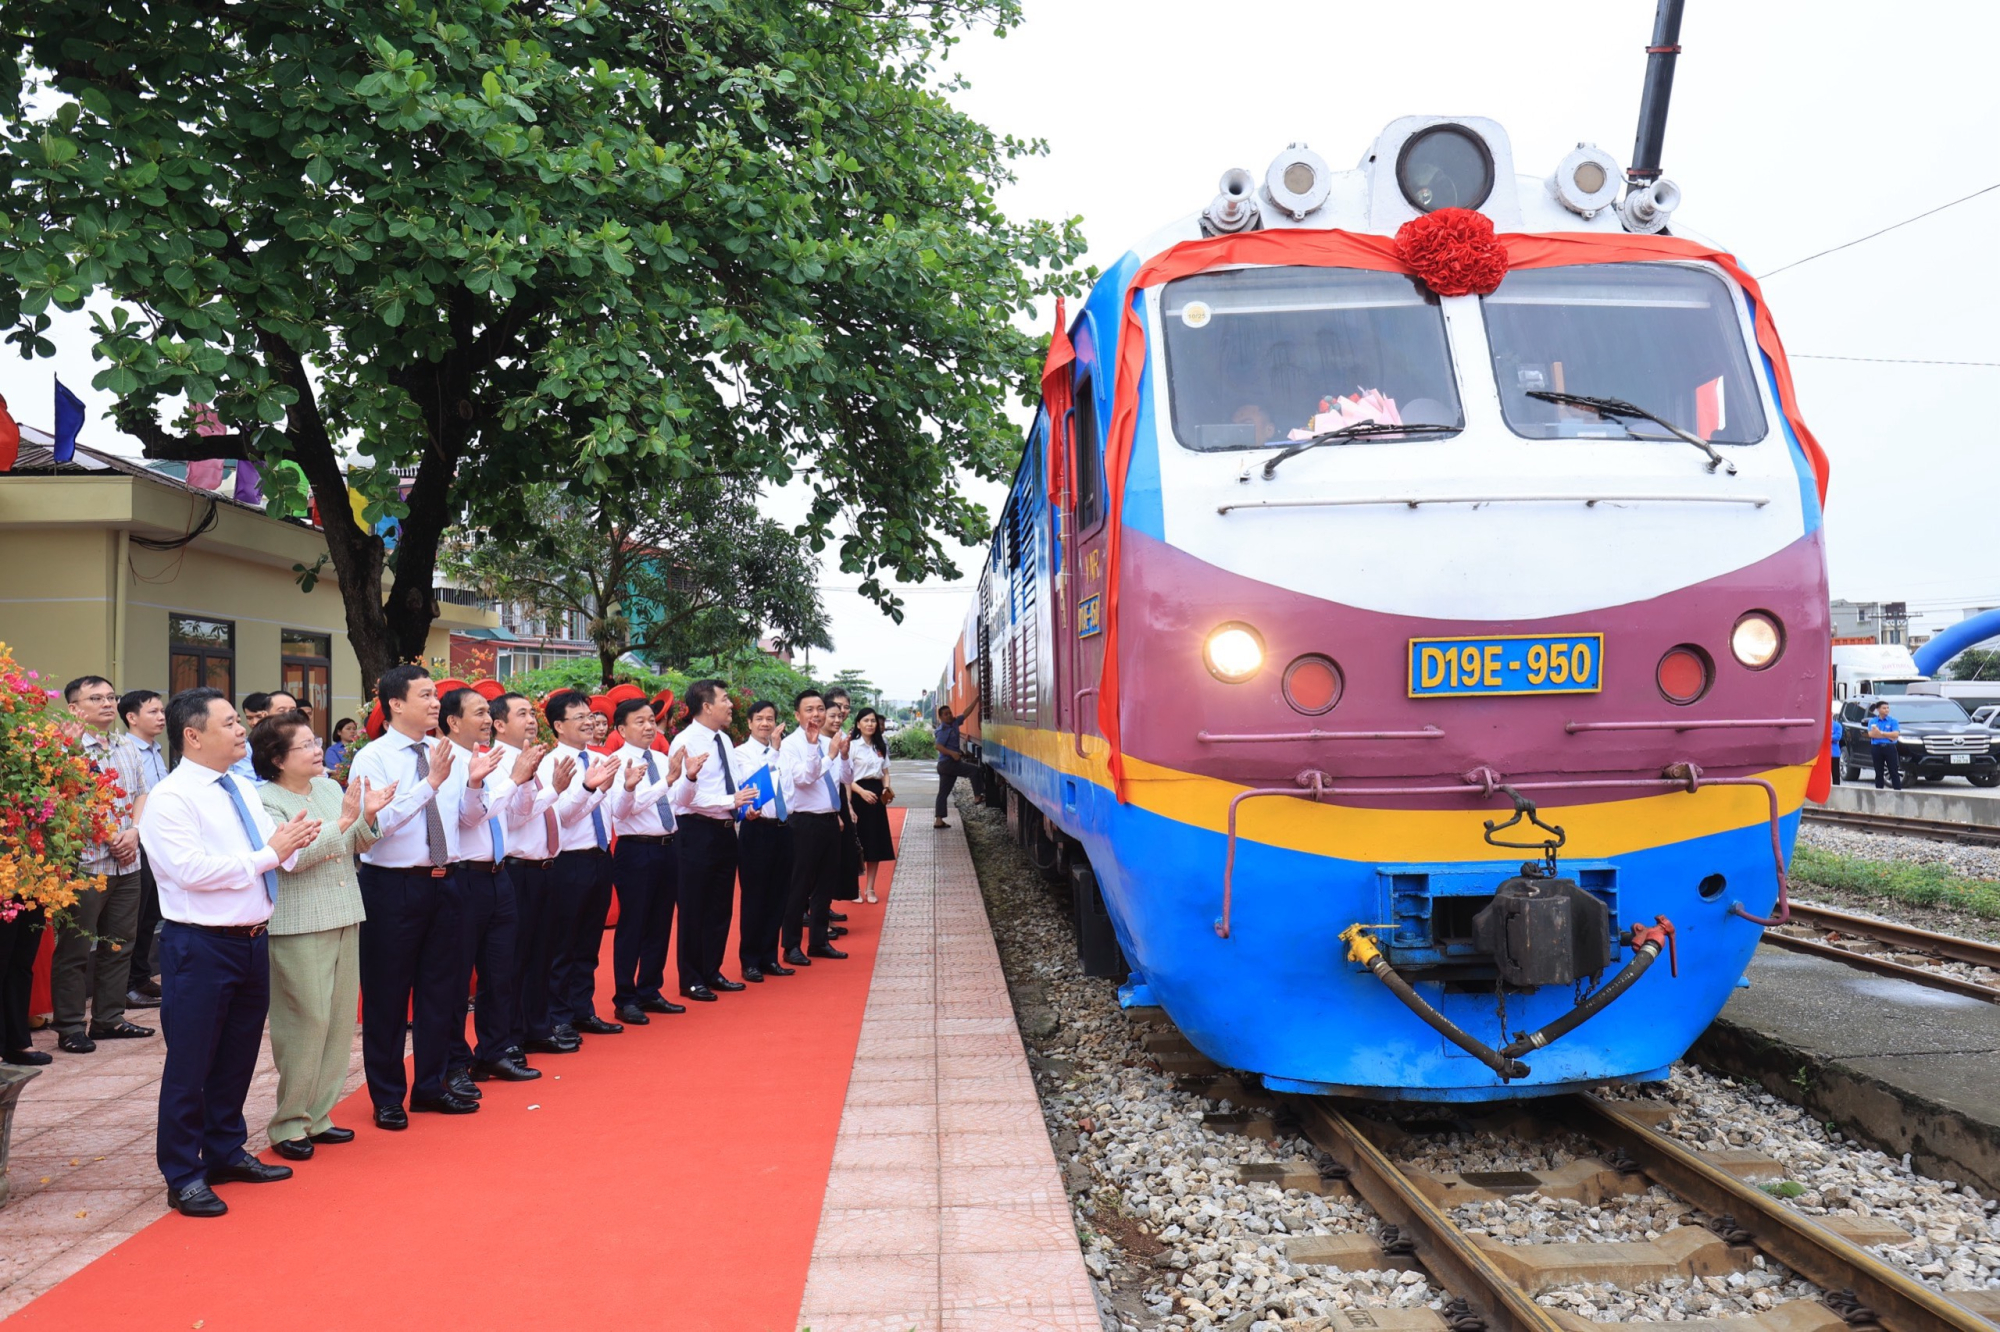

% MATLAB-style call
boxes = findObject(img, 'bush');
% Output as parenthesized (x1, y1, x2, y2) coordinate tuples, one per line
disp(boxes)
(890, 722, 936, 761)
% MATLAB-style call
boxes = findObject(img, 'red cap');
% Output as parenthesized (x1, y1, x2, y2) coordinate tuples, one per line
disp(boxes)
(471, 679, 506, 702)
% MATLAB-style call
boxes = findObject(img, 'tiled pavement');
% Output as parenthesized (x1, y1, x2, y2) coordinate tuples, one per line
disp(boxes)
(0, 1015, 366, 1317)
(795, 800, 1103, 1332)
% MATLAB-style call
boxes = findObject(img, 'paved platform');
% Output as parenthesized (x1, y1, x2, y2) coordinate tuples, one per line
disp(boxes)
(1693, 943, 2000, 1199)
(1817, 782, 2000, 822)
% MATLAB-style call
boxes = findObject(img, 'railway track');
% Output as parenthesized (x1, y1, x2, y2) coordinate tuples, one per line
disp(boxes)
(1764, 903, 2000, 1003)
(1802, 805, 2000, 848)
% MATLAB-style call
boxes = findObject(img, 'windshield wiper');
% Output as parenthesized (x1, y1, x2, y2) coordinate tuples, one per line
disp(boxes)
(1260, 420, 1462, 479)
(1526, 390, 1737, 476)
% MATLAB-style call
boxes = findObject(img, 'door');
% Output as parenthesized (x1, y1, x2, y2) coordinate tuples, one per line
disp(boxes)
(1065, 355, 1111, 758)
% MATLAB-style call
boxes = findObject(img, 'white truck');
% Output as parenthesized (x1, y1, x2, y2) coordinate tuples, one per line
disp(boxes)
(1831, 643, 1926, 702)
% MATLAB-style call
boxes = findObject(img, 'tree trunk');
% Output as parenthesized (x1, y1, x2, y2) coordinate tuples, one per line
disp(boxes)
(599, 646, 619, 690)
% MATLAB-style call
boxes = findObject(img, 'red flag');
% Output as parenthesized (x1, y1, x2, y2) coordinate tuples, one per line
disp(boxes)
(1041, 297, 1075, 508)
(0, 394, 19, 472)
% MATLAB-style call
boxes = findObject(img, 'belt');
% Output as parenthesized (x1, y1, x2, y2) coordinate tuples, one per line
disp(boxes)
(369, 863, 451, 878)
(618, 833, 676, 845)
(786, 810, 838, 821)
(684, 813, 736, 825)
(558, 847, 608, 858)
(457, 859, 505, 874)
(174, 921, 268, 938)
(505, 856, 555, 871)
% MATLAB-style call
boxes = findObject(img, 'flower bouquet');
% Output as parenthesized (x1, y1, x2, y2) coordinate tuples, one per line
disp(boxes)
(0, 644, 122, 926)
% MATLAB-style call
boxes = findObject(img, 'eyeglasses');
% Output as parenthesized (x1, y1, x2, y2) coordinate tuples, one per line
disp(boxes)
(287, 738, 324, 755)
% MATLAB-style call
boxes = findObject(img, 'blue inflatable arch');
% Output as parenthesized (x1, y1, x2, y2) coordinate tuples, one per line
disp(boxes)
(1912, 607, 2000, 677)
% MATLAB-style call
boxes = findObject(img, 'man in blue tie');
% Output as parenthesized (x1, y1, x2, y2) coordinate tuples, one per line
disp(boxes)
(734, 700, 794, 979)
(777, 689, 854, 964)
(666, 680, 759, 999)
(539, 691, 625, 1036)
(605, 698, 687, 1024)
(138, 688, 321, 1217)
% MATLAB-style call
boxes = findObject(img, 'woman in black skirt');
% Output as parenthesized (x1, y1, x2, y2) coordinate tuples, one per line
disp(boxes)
(845, 708, 897, 904)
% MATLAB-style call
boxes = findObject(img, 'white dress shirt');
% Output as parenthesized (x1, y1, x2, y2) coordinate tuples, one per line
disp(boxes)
(350, 728, 450, 869)
(736, 736, 786, 819)
(489, 740, 559, 860)
(443, 740, 540, 863)
(777, 729, 852, 815)
(533, 743, 613, 853)
(138, 761, 299, 927)
(849, 741, 888, 783)
(607, 743, 679, 836)
(669, 720, 749, 821)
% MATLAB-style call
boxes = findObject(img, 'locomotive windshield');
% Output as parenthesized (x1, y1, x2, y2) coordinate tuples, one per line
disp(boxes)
(1160, 267, 1462, 451)
(1483, 264, 1768, 445)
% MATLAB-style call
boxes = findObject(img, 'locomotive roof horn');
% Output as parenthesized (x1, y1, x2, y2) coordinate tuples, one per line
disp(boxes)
(1202, 167, 1263, 235)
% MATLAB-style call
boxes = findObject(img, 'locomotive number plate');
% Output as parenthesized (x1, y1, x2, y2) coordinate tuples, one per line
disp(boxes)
(1409, 633, 1603, 698)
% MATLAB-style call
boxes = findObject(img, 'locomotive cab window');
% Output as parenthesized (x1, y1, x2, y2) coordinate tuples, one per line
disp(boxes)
(1160, 266, 1463, 452)
(1483, 263, 1768, 444)
(1072, 377, 1104, 532)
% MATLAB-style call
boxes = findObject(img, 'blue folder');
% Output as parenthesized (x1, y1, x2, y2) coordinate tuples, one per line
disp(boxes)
(740, 763, 778, 821)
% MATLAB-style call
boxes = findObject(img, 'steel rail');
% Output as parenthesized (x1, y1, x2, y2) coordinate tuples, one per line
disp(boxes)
(1763, 902, 2000, 1003)
(1763, 930, 2000, 1003)
(1802, 805, 2000, 848)
(1559, 1093, 1992, 1332)
(1287, 1099, 1569, 1332)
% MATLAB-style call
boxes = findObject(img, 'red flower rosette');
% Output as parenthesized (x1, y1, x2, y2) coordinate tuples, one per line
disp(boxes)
(1394, 207, 1508, 297)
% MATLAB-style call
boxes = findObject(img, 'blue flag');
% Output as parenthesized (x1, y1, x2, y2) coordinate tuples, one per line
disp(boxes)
(741, 763, 778, 819)
(53, 378, 85, 463)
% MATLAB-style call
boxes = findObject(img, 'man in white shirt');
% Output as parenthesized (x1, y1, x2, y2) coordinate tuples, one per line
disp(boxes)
(486, 691, 575, 1057)
(604, 698, 687, 1025)
(666, 679, 758, 1000)
(734, 700, 794, 979)
(139, 687, 319, 1218)
(438, 687, 546, 1090)
(539, 690, 625, 1038)
(348, 666, 470, 1128)
(777, 688, 854, 964)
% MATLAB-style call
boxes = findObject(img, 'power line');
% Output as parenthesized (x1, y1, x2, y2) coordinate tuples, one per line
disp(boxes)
(1792, 353, 2000, 368)
(1757, 181, 2000, 279)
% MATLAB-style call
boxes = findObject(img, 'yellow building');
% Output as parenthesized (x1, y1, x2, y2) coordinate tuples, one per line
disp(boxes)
(0, 429, 496, 732)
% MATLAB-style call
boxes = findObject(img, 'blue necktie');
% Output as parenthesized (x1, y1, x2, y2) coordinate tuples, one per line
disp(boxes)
(820, 740, 840, 808)
(583, 751, 609, 850)
(481, 749, 505, 861)
(766, 745, 788, 820)
(643, 753, 678, 832)
(218, 773, 279, 903)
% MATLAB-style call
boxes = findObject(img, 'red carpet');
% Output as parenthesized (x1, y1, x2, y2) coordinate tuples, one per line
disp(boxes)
(14, 810, 904, 1332)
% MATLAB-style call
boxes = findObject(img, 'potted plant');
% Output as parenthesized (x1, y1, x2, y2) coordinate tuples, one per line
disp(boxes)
(0, 642, 122, 1206)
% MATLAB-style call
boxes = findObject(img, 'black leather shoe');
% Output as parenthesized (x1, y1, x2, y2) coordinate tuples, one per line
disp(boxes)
(472, 1057, 541, 1081)
(638, 997, 685, 1014)
(828, 911, 848, 922)
(708, 976, 746, 992)
(373, 1105, 410, 1131)
(133, 977, 163, 999)
(167, 1182, 227, 1217)
(56, 1032, 96, 1054)
(90, 1020, 155, 1039)
(309, 1126, 355, 1145)
(272, 1137, 314, 1162)
(679, 985, 717, 1002)
(763, 962, 796, 977)
(410, 1092, 479, 1115)
(447, 1072, 482, 1100)
(783, 948, 813, 967)
(524, 1035, 581, 1054)
(2, 1048, 51, 1066)
(740, 966, 765, 983)
(572, 1014, 623, 1034)
(551, 1022, 581, 1042)
(208, 1157, 294, 1185)
(614, 1004, 651, 1025)
(125, 989, 162, 1009)
(829, 925, 849, 938)
(807, 945, 849, 960)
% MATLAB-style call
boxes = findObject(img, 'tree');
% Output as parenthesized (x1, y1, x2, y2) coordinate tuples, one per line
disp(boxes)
(443, 476, 832, 685)
(827, 667, 880, 711)
(0, 0, 1084, 689)
(1947, 648, 2000, 682)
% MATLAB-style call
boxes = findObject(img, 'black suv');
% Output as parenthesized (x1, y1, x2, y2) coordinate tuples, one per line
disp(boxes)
(1837, 695, 2000, 787)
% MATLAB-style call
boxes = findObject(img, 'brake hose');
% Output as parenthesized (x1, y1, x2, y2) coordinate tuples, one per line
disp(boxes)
(1500, 917, 1677, 1060)
(1340, 925, 1531, 1082)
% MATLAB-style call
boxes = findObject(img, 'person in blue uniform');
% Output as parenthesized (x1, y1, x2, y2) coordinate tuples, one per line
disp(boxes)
(1867, 701, 1903, 791)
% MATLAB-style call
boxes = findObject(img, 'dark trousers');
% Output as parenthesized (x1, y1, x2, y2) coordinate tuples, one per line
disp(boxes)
(784, 812, 843, 952)
(0, 907, 46, 1052)
(551, 849, 613, 1025)
(935, 757, 984, 819)
(1871, 744, 1903, 790)
(52, 869, 140, 1035)
(505, 859, 556, 1045)
(675, 817, 739, 988)
(356, 864, 465, 1107)
(131, 853, 162, 983)
(448, 862, 520, 1070)
(155, 923, 268, 1192)
(611, 839, 678, 1007)
(737, 817, 792, 968)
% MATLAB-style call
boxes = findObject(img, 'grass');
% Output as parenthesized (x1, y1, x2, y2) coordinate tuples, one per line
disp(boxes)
(1761, 1181, 1807, 1199)
(1790, 844, 2000, 920)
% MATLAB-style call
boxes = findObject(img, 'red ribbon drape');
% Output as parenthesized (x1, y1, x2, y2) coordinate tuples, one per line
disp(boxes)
(1094, 229, 1833, 801)
(1041, 297, 1075, 509)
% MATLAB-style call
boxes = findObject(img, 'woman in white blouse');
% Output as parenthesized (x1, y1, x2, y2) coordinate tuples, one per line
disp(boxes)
(844, 709, 897, 903)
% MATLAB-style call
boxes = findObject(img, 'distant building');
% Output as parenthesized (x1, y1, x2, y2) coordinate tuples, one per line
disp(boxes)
(1829, 598, 1910, 647)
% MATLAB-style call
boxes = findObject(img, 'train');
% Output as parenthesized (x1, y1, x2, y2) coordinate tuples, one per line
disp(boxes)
(931, 11, 1833, 1101)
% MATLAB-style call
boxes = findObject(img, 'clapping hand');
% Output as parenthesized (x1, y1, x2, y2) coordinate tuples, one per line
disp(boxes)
(268, 808, 321, 858)
(466, 744, 503, 788)
(582, 757, 618, 792)
(683, 748, 709, 779)
(425, 737, 456, 789)
(733, 786, 758, 809)
(622, 760, 645, 791)
(338, 773, 365, 831)
(551, 755, 577, 793)
(363, 778, 398, 823)
(510, 743, 549, 787)
(666, 746, 687, 782)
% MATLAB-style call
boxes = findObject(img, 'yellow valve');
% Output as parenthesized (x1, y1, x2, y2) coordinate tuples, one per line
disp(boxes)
(1340, 922, 1385, 966)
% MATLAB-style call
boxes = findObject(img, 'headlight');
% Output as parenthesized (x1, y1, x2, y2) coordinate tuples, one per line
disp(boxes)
(1730, 612, 1783, 669)
(1204, 624, 1265, 682)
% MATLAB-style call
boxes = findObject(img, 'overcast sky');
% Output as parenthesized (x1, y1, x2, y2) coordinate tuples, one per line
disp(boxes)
(11, 1, 1998, 697)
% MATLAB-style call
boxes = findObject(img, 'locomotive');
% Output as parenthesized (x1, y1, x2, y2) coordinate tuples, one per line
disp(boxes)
(933, 15, 1831, 1100)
